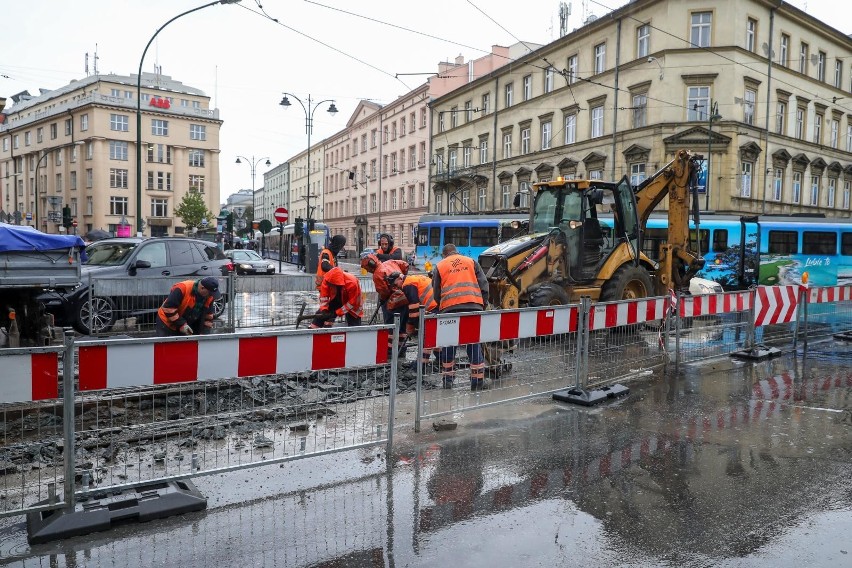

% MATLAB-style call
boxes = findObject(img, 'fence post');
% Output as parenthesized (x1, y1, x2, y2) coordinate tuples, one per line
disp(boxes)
(746, 288, 757, 351)
(386, 314, 400, 455)
(227, 271, 236, 331)
(87, 272, 93, 335)
(574, 297, 591, 390)
(62, 330, 76, 509)
(414, 306, 425, 433)
(795, 285, 807, 351)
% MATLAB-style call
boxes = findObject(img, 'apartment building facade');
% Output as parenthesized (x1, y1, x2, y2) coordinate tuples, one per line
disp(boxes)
(0, 72, 223, 236)
(429, 0, 852, 219)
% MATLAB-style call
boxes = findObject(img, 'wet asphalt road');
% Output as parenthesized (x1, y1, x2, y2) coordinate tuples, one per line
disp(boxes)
(0, 340, 850, 567)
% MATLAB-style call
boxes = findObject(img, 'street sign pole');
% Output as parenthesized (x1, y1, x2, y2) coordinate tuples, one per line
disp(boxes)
(278, 222, 284, 273)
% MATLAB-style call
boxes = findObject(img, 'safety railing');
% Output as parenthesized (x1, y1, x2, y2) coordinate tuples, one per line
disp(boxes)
(673, 290, 754, 364)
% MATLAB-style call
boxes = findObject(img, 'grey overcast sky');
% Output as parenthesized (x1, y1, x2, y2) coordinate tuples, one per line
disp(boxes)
(0, 0, 845, 205)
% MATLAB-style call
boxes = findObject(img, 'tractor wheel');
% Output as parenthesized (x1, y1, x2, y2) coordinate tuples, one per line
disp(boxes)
(528, 283, 571, 307)
(600, 265, 654, 303)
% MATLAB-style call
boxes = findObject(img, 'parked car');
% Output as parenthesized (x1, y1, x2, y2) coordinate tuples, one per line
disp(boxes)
(225, 249, 275, 275)
(39, 237, 234, 335)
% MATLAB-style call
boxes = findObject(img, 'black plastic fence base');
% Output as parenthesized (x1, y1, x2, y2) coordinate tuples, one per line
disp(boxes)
(833, 331, 852, 342)
(552, 384, 630, 406)
(730, 345, 782, 361)
(26, 479, 207, 545)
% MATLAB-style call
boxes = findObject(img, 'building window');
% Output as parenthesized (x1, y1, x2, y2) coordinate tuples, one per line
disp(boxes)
(830, 119, 839, 148)
(478, 187, 486, 211)
(521, 127, 531, 154)
(780, 34, 789, 67)
(844, 181, 851, 210)
(741, 162, 753, 197)
(632, 94, 647, 127)
(189, 149, 205, 167)
(847, 124, 852, 151)
(591, 106, 604, 137)
(420, 142, 426, 166)
(814, 113, 823, 144)
(24, 131, 31, 146)
(746, 18, 756, 52)
(567, 55, 578, 84)
(421, 108, 427, 128)
(799, 43, 808, 74)
(690, 12, 712, 48)
(637, 24, 650, 58)
(479, 139, 488, 164)
(564, 114, 577, 144)
(589, 170, 603, 180)
(147, 144, 172, 164)
(523, 75, 532, 101)
(796, 107, 805, 139)
(502, 184, 511, 209)
(503, 132, 512, 159)
(86, 169, 93, 188)
(50, 123, 57, 139)
(594, 43, 606, 74)
(438, 113, 445, 133)
(109, 141, 128, 161)
(463, 146, 472, 167)
(64, 119, 72, 136)
(110, 168, 129, 189)
(147, 171, 172, 191)
(36, 127, 43, 143)
(54, 149, 62, 166)
(630, 163, 646, 186)
(482, 93, 490, 114)
(151, 198, 168, 217)
(744, 89, 756, 125)
(544, 67, 555, 94)
(189, 175, 205, 192)
(86, 142, 93, 160)
(80, 114, 89, 132)
(110, 197, 128, 215)
(828, 178, 836, 207)
(55, 173, 63, 192)
(776, 101, 786, 134)
(773, 169, 783, 201)
(817, 51, 826, 82)
(409, 145, 416, 169)
(151, 119, 168, 136)
(688, 86, 710, 121)
(450, 107, 458, 129)
(110, 114, 128, 132)
(810, 175, 820, 206)
(835, 60, 843, 88)
(392, 121, 398, 139)
(190, 124, 206, 141)
(541, 120, 552, 150)
(792, 172, 802, 203)
(505, 83, 514, 107)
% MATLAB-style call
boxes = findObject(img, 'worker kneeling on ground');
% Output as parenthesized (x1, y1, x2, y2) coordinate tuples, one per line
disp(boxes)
(432, 243, 489, 390)
(156, 276, 221, 336)
(387, 271, 439, 373)
(311, 266, 363, 328)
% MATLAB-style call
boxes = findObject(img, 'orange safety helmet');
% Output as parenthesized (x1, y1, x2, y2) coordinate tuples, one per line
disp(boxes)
(360, 251, 380, 273)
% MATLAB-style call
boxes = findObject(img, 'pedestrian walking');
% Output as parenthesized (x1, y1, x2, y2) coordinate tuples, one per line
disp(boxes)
(375, 233, 403, 261)
(156, 276, 221, 336)
(316, 234, 346, 288)
(311, 266, 363, 328)
(432, 243, 489, 390)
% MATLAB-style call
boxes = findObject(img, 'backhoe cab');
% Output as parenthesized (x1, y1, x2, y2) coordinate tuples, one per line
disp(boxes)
(478, 149, 705, 309)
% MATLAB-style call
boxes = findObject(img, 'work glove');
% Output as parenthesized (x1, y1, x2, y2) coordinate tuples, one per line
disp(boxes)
(386, 289, 407, 310)
(179, 323, 193, 335)
(335, 307, 345, 317)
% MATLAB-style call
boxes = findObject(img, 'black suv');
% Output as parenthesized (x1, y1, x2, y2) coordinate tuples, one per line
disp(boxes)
(40, 237, 234, 334)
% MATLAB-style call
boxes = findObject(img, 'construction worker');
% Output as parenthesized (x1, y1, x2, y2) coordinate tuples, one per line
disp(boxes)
(386, 271, 439, 373)
(311, 266, 363, 328)
(156, 276, 221, 336)
(375, 233, 403, 261)
(315, 234, 346, 288)
(360, 251, 409, 319)
(432, 243, 489, 390)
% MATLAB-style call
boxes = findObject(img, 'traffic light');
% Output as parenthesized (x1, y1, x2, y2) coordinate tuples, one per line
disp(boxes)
(295, 217, 304, 236)
(307, 219, 316, 232)
(62, 205, 72, 229)
(226, 212, 234, 233)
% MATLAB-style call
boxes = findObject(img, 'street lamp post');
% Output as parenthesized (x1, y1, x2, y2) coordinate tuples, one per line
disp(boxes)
(235, 155, 271, 230)
(135, 0, 240, 238)
(706, 100, 722, 211)
(279, 93, 338, 272)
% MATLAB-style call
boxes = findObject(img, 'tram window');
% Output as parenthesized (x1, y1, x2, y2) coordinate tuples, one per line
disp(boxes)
(471, 227, 498, 246)
(416, 226, 429, 246)
(688, 229, 710, 255)
(445, 227, 470, 247)
(429, 227, 441, 247)
(842, 233, 852, 256)
(802, 231, 836, 255)
(500, 223, 525, 242)
(768, 231, 798, 254)
(643, 228, 668, 260)
(712, 229, 729, 252)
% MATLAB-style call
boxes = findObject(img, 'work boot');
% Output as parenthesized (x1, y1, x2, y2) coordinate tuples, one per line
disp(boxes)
(470, 378, 491, 391)
(442, 377, 454, 389)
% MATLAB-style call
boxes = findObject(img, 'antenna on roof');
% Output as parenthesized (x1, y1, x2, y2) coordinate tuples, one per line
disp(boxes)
(85, 53, 89, 76)
(93, 43, 99, 76)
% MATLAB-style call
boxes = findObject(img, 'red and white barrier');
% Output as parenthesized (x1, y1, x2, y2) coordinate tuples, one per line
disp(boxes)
(754, 285, 800, 327)
(0, 350, 60, 403)
(807, 285, 852, 304)
(423, 306, 578, 350)
(588, 297, 667, 331)
(679, 291, 752, 318)
(78, 328, 390, 391)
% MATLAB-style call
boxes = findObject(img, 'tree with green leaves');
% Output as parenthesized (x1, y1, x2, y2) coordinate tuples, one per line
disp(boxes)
(175, 188, 214, 233)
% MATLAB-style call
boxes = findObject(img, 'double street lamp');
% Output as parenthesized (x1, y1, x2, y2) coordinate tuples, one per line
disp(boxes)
(279, 93, 338, 269)
(134, 0, 240, 237)
(235, 155, 271, 224)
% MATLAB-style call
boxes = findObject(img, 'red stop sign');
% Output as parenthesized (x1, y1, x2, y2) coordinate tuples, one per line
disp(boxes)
(274, 207, 289, 223)
(72, 220, 78, 228)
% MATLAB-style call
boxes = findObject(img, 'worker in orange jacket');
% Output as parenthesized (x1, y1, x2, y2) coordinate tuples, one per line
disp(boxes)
(315, 234, 346, 289)
(432, 243, 488, 390)
(311, 266, 363, 328)
(386, 271, 439, 373)
(156, 276, 221, 336)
